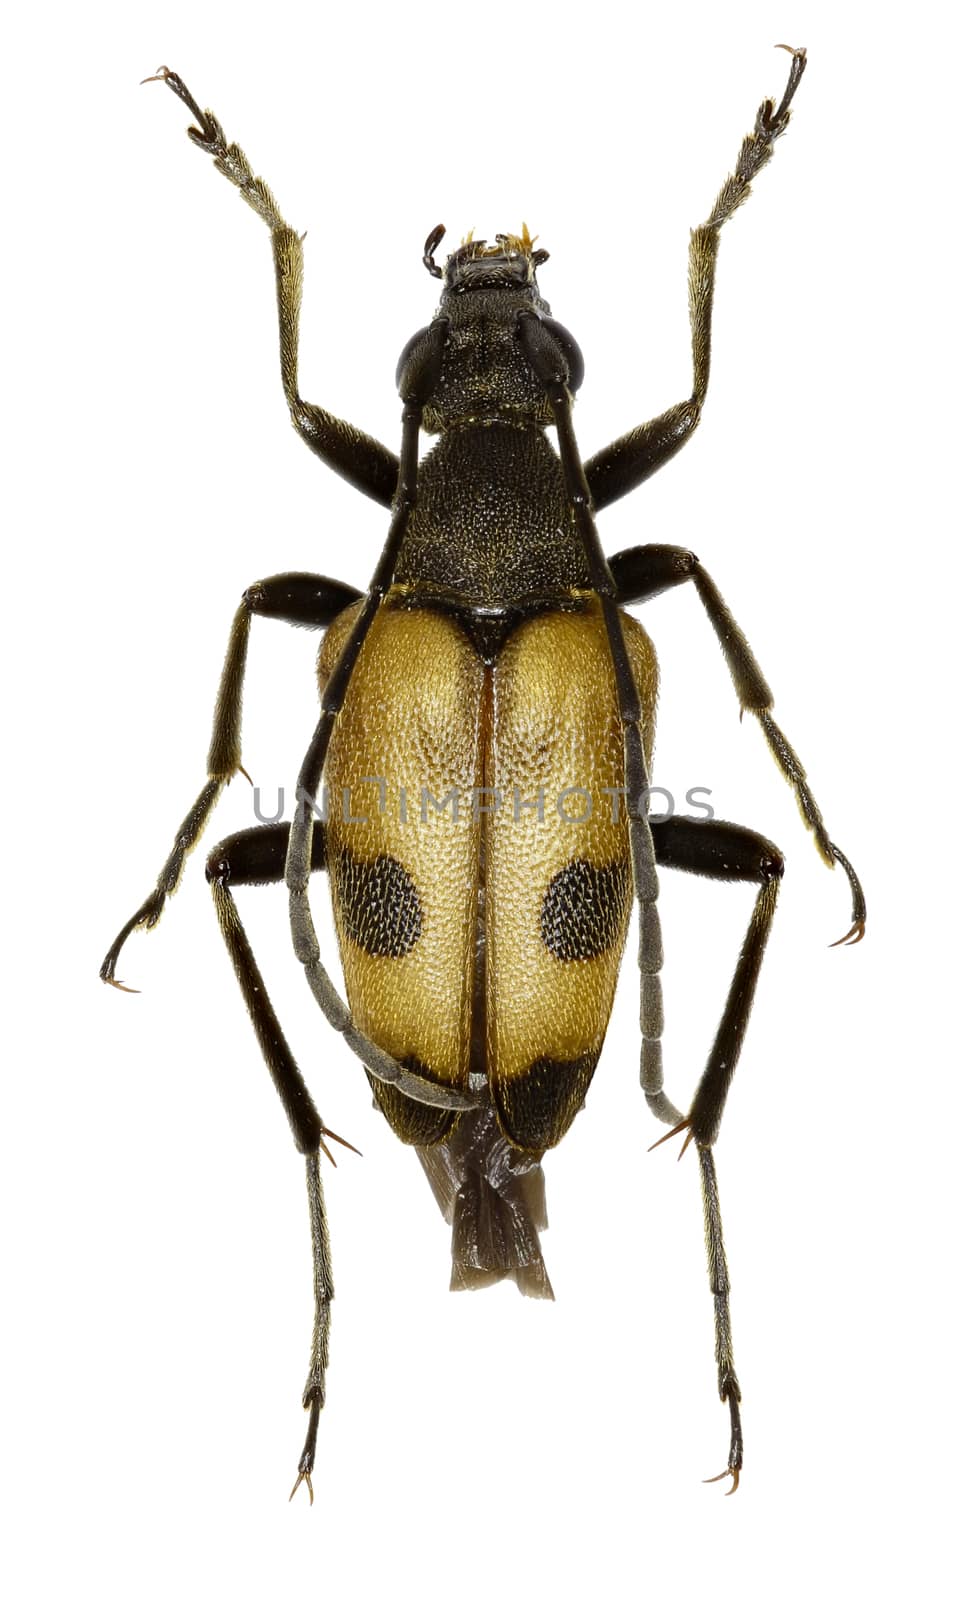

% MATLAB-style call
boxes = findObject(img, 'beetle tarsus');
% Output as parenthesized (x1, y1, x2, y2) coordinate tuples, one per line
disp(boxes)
(704, 1465, 741, 1496)
(101, 973, 140, 995)
(291, 1395, 321, 1506)
(100, 889, 166, 989)
(765, 44, 807, 130)
(289, 1470, 314, 1506)
(828, 845, 867, 942)
(141, 65, 207, 134)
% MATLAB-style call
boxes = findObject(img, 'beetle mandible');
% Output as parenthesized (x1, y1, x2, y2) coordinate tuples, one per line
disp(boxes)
(102, 48, 865, 1500)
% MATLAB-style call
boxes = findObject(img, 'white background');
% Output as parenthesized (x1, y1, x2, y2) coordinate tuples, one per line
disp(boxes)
(4, 1, 955, 1594)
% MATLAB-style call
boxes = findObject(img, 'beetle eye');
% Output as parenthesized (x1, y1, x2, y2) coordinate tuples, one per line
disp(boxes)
(541, 318, 585, 392)
(395, 325, 433, 391)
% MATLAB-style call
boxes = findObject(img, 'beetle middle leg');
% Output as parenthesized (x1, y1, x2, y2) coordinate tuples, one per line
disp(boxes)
(612, 542, 866, 941)
(100, 572, 361, 988)
(650, 814, 785, 1492)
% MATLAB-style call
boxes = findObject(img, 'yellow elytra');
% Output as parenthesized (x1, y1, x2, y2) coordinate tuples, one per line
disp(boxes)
(320, 589, 657, 1151)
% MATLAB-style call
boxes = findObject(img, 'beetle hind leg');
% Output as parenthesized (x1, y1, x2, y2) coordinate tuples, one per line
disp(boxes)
(205, 823, 336, 1497)
(290, 1150, 334, 1505)
(698, 1145, 743, 1493)
(653, 817, 783, 1148)
(650, 815, 784, 1488)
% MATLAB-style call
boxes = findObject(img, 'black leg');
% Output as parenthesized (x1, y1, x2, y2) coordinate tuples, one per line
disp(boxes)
(650, 814, 784, 1493)
(652, 816, 783, 1148)
(205, 822, 342, 1502)
(584, 48, 807, 510)
(698, 1147, 742, 1495)
(144, 68, 400, 506)
(294, 1151, 333, 1505)
(207, 824, 330, 1153)
(613, 543, 866, 941)
(100, 573, 360, 989)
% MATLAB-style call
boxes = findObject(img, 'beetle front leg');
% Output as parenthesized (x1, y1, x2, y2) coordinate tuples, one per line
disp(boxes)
(100, 572, 361, 988)
(145, 69, 400, 506)
(612, 543, 866, 941)
(585, 47, 807, 510)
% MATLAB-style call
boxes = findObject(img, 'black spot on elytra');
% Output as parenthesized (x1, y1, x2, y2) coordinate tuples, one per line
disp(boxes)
(494, 1050, 601, 1151)
(336, 847, 422, 958)
(540, 858, 630, 962)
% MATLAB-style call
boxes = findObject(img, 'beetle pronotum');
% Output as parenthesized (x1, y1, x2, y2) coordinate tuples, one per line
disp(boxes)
(102, 48, 864, 1500)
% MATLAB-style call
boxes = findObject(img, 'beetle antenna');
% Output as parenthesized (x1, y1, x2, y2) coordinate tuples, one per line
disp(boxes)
(423, 223, 446, 278)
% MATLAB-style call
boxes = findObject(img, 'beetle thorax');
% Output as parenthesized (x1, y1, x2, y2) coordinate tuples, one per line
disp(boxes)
(422, 287, 556, 433)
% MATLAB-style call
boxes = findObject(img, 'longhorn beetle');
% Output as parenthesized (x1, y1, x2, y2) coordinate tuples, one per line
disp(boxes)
(102, 49, 865, 1500)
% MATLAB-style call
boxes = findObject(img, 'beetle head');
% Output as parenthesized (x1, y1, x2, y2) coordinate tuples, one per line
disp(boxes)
(423, 224, 550, 296)
(401, 223, 583, 430)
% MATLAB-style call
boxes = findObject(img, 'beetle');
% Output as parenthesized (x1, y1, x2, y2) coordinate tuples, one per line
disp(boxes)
(101, 49, 865, 1500)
